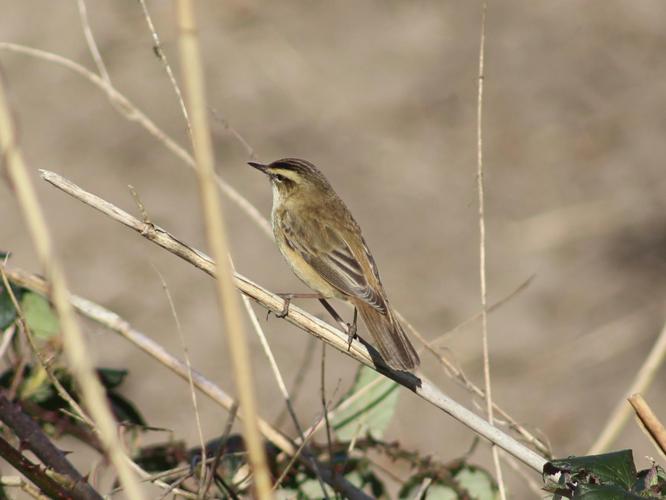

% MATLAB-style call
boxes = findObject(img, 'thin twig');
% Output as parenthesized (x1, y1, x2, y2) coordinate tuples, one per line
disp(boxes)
(136, 0, 191, 133)
(76, 0, 110, 83)
(427, 275, 534, 346)
(203, 402, 238, 497)
(589, 321, 666, 454)
(0, 42, 272, 238)
(153, 267, 207, 493)
(628, 394, 666, 459)
(209, 107, 256, 160)
(0, 324, 16, 361)
(0, 70, 144, 499)
(320, 345, 335, 471)
(1, 262, 96, 431)
(498, 449, 544, 498)
(396, 310, 550, 457)
(174, 1, 272, 497)
(275, 336, 317, 429)
(476, 4, 506, 499)
(240, 293, 329, 498)
(0, 42, 549, 456)
(273, 414, 326, 491)
(36, 170, 547, 472)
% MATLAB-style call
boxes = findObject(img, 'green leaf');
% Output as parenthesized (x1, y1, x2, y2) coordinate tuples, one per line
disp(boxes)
(20, 364, 52, 401)
(456, 467, 499, 500)
(332, 365, 399, 440)
(545, 450, 637, 491)
(20, 292, 60, 340)
(107, 391, 146, 426)
(97, 368, 128, 389)
(295, 473, 335, 499)
(572, 483, 644, 499)
(0, 284, 17, 330)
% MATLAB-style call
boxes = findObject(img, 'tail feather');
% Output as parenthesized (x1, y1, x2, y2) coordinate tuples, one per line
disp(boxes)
(355, 301, 420, 371)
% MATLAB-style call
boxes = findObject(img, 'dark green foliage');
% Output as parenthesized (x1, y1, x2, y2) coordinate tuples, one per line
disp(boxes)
(544, 450, 666, 499)
(0, 280, 23, 330)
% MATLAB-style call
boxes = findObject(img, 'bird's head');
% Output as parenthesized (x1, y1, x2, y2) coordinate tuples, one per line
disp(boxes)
(248, 158, 331, 199)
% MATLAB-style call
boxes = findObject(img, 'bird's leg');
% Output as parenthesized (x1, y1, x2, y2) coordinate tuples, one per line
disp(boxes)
(273, 292, 324, 318)
(319, 299, 358, 350)
(348, 307, 358, 351)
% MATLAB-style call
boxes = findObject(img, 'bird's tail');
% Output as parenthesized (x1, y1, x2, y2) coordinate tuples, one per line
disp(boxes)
(355, 301, 420, 371)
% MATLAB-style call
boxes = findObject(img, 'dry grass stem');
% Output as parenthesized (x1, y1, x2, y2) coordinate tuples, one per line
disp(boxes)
(0, 42, 272, 238)
(0, 265, 95, 431)
(628, 394, 666, 459)
(136, 0, 191, 133)
(275, 336, 317, 428)
(76, 0, 110, 83)
(36, 169, 547, 473)
(154, 269, 208, 492)
(399, 279, 550, 457)
(6, 267, 295, 453)
(475, 4, 506, 498)
(174, 1, 272, 497)
(589, 321, 666, 454)
(240, 293, 329, 497)
(0, 324, 17, 361)
(0, 44, 545, 456)
(272, 414, 325, 491)
(0, 73, 144, 499)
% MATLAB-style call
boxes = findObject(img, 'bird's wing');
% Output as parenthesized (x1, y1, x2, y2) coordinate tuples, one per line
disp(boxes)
(281, 211, 388, 314)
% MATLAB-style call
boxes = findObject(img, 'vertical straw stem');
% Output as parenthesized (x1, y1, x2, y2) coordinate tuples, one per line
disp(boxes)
(0, 74, 144, 498)
(173, 2, 272, 497)
(476, 4, 507, 498)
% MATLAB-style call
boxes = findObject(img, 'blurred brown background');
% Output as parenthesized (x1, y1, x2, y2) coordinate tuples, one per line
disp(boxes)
(1, 1, 666, 497)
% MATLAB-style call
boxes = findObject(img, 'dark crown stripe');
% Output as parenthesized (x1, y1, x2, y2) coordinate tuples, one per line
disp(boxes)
(272, 158, 316, 173)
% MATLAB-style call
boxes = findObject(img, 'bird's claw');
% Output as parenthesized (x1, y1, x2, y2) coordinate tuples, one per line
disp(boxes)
(275, 295, 291, 318)
(346, 322, 357, 351)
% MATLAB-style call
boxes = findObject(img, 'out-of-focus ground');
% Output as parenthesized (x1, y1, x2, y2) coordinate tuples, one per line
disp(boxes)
(1, 1, 665, 497)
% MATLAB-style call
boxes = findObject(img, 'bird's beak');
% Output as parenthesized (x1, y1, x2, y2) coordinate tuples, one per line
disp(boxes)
(248, 161, 268, 174)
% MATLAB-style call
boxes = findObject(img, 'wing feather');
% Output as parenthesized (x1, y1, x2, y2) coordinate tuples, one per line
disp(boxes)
(281, 211, 387, 314)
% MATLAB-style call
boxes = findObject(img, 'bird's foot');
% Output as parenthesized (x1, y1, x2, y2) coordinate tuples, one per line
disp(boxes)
(276, 297, 291, 318)
(346, 321, 357, 351)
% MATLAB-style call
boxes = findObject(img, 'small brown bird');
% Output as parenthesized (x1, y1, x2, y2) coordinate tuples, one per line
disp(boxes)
(249, 158, 420, 371)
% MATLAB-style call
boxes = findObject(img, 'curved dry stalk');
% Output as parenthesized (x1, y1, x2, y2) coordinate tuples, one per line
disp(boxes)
(136, 0, 191, 133)
(0, 43, 548, 455)
(7, 268, 372, 500)
(76, 0, 110, 83)
(589, 321, 666, 454)
(0, 74, 144, 499)
(0, 42, 272, 238)
(38, 169, 547, 473)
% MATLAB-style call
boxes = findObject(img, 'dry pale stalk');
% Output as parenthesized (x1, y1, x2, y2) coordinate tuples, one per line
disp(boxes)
(628, 394, 666, 457)
(6, 268, 371, 500)
(476, 3, 506, 498)
(0, 42, 550, 455)
(589, 321, 666, 454)
(174, 1, 272, 497)
(0, 75, 144, 498)
(37, 169, 547, 473)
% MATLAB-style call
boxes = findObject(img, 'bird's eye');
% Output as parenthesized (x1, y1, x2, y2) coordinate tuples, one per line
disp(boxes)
(274, 174, 286, 183)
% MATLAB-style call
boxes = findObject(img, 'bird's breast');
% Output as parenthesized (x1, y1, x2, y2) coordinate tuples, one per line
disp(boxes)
(272, 207, 344, 300)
